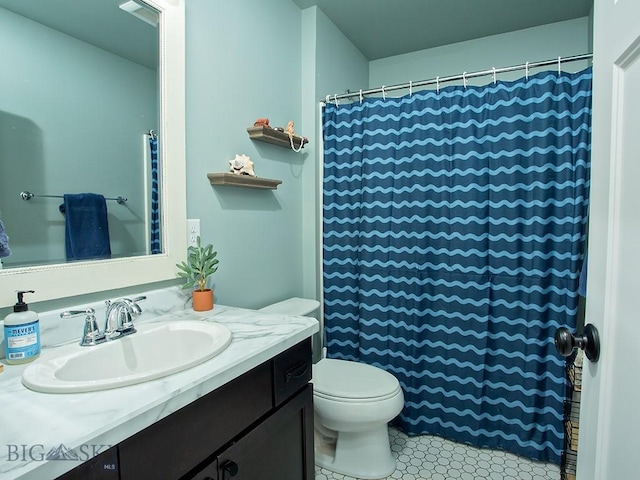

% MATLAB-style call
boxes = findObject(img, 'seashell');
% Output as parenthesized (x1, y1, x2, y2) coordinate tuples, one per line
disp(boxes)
(229, 154, 256, 177)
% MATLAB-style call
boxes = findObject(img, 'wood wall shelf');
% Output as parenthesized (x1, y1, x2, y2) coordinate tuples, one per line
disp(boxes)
(247, 126, 308, 150)
(207, 173, 282, 190)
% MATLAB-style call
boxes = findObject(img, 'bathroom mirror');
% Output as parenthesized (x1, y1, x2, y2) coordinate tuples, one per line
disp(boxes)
(1, 0, 161, 267)
(0, 0, 186, 308)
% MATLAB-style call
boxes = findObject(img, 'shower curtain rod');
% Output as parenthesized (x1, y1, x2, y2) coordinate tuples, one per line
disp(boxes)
(324, 53, 593, 103)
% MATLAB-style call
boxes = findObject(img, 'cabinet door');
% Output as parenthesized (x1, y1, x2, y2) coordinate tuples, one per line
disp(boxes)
(119, 361, 272, 480)
(191, 384, 314, 480)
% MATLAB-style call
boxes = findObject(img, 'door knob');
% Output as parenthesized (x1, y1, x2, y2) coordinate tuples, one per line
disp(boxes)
(221, 460, 239, 479)
(554, 323, 600, 362)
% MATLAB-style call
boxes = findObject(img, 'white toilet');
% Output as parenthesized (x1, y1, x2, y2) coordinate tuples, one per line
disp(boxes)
(259, 298, 405, 479)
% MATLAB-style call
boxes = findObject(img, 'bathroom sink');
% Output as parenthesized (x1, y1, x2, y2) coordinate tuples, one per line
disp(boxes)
(22, 320, 232, 393)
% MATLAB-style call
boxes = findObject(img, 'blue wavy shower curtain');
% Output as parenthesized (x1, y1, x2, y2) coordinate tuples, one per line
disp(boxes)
(149, 135, 161, 254)
(322, 68, 592, 463)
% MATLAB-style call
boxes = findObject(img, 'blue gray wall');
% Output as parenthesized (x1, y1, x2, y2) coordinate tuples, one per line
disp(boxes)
(369, 18, 591, 89)
(185, 0, 305, 309)
(185, 0, 368, 309)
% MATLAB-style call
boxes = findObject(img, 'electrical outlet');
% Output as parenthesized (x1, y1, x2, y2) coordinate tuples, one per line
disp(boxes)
(187, 219, 200, 247)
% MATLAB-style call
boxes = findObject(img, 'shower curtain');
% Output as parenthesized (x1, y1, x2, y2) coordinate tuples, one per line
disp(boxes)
(322, 67, 592, 463)
(148, 134, 161, 254)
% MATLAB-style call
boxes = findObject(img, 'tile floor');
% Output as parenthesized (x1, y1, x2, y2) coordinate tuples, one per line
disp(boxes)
(314, 427, 560, 480)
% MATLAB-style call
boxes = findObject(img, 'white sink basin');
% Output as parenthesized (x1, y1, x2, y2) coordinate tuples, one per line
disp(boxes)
(22, 320, 232, 393)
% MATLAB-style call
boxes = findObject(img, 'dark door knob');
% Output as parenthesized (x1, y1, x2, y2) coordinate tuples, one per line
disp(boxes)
(221, 460, 239, 479)
(555, 323, 600, 362)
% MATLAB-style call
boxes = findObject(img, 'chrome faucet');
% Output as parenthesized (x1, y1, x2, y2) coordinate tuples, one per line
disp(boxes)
(104, 296, 146, 338)
(60, 296, 146, 346)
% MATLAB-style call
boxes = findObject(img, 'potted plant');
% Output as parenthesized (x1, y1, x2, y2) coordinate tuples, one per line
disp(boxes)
(176, 236, 219, 311)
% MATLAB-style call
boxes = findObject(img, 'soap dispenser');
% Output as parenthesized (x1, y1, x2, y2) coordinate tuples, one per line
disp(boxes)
(3, 290, 40, 365)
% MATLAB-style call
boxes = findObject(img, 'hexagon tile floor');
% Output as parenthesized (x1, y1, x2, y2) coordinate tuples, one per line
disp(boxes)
(314, 427, 560, 480)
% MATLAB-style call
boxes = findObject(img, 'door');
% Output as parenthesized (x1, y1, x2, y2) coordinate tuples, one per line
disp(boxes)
(577, 0, 640, 479)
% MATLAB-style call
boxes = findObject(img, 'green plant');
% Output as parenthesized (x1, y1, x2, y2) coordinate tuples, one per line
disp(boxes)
(176, 236, 219, 292)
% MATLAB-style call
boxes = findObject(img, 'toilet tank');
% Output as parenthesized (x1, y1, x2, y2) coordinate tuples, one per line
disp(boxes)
(258, 297, 320, 316)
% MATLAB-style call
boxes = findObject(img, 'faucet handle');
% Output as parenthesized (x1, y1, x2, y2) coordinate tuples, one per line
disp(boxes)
(60, 307, 95, 319)
(60, 308, 106, 346)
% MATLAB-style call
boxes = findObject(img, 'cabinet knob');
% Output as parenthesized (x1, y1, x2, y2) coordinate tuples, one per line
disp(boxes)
(221, 459, 239, 479)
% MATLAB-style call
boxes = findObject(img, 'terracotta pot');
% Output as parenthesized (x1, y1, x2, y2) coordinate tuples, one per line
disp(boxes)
(192, 288, 214, 311)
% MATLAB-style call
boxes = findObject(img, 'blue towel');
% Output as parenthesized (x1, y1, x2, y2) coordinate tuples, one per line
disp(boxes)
(578, 253, 588, 297)
(0, 218, 10, 258)
(60, 193, 111, 261)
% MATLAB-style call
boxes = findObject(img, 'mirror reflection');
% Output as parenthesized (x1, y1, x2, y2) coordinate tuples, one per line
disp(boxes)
(0, 0, 160, 269)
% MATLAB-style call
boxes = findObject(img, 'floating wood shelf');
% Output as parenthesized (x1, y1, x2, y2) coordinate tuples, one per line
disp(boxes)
(207, 173, 282, 190)
(247, 126, 308, 150)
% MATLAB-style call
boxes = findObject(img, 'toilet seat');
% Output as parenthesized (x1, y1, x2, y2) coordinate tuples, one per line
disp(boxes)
(314, 387, 402, 403)
(313, 358, 401, 401)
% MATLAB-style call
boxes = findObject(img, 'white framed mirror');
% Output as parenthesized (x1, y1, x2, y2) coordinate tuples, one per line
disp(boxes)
(0, 0, 186, 308)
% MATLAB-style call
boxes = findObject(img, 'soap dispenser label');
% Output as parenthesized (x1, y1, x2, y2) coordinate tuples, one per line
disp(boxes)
(4, 321, 40, 360)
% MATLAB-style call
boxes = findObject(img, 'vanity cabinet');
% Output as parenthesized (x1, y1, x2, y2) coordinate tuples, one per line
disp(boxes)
(56, 338, 314, 480)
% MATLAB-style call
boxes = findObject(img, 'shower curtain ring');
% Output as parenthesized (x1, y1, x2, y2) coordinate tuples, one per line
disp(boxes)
(525, 62, 530, 80)
(558, 56, 562, 74)
(492, 67, 497, 85)
(409, 81, 413, 97)
(436, 76, 440, 93)
(359, 89, 363, 104)
(463, 72, 467, 89)
(334, 94, 339, 106)
(382, 85, 386, 100)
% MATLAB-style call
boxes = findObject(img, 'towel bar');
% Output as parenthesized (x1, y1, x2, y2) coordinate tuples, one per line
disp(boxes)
(20, 191, 127, 204)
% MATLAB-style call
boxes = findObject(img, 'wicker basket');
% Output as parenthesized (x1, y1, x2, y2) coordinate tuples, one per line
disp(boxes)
(565, 419, 580, 451)
(561, 450, 578, 480)
(567, 350, 583, 391)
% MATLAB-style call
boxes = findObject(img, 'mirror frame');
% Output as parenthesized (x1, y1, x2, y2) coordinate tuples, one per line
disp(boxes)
(0, 0, 186, 308)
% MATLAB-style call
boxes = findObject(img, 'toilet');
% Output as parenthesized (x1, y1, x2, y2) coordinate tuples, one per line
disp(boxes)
(259, 298, 405, 479)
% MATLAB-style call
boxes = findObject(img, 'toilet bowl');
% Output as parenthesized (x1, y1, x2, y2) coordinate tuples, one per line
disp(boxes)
(259, 298, 405, 479)
(313, 358, 404, 479)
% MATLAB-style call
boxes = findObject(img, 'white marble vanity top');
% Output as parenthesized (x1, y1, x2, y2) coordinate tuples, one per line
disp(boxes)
(0, 288, 319, 480)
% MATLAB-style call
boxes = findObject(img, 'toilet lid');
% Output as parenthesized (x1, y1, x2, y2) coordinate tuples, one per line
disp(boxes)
(313, 358, 400, 400)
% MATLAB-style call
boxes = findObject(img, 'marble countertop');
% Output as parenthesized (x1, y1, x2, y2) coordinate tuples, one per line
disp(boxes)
(0, 293, 318, 480)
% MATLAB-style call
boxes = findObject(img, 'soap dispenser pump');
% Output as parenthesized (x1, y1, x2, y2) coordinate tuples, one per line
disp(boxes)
(3, 290, 41, 365)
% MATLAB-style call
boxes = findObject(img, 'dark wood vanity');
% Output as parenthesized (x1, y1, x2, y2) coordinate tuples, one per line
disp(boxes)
(56, 339, 314, 480)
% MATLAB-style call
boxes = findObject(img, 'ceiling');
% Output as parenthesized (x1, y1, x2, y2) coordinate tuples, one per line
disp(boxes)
(0, 0, 593, 68)
(292, 0, 593, 60)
